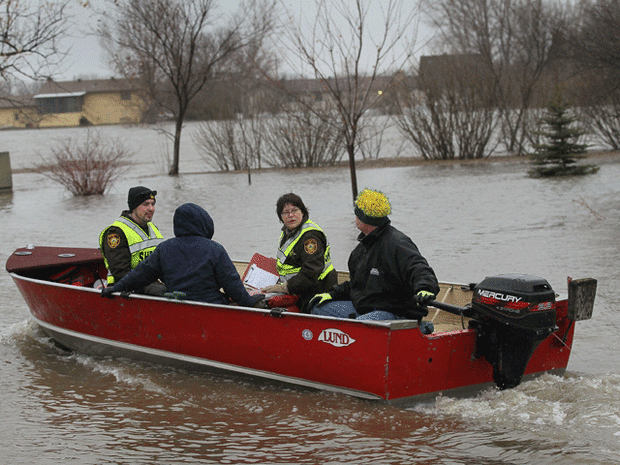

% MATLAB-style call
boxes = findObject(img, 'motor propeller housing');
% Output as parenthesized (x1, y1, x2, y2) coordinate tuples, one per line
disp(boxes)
(468, 274, 557, 389)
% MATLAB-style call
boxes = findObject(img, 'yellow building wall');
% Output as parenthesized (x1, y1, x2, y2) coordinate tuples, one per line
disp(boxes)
(37, 112, 83, 128)
(82, 92, 145, 125)
(0, 107, 38, 129)
(0, 108, 20, 128)
(35, 91, 146, 128)
(1, 91, 146, 129)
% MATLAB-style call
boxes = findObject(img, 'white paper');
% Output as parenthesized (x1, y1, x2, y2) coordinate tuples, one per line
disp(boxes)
(243, 264, 279, 289)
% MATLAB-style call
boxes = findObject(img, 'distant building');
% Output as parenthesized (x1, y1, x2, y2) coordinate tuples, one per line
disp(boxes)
(0, 96, 37, 129)
(418, 54, 494, 106)
(419, 54, 490, 87)
(0, 78, 146, 129)
(253, 75, 413, 115)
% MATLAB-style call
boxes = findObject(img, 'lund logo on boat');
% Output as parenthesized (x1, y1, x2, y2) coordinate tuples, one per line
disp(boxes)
(318, 329, 356, 347)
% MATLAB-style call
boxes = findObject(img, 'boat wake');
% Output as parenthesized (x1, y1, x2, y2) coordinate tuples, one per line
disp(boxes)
(1, 318, 170, 395)
(0, 318, 43, 345)
(412, 372, 620, 451)
(70, 353, 171, 395)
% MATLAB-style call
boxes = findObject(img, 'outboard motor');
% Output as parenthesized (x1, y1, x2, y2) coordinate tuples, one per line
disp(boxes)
(467, 274, 557, 389)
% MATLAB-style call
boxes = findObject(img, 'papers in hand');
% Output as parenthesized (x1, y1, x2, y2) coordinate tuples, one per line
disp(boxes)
(243, 264, 279, 289)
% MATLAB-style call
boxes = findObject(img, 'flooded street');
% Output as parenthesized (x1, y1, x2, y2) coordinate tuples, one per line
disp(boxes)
(1, 124, 619, 463)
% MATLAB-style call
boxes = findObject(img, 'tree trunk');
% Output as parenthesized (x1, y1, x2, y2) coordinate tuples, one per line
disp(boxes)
(347, 144, 358, 202)
(169, 116, 183, 175)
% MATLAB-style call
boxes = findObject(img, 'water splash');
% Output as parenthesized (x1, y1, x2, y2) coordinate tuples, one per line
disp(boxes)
(412, 372, 620, 453)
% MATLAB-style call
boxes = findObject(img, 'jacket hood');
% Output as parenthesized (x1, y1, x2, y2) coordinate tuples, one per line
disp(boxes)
(173, 203, 214, 239)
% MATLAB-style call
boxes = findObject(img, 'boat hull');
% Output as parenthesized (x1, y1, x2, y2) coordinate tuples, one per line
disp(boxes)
(7, 247, 578, 403)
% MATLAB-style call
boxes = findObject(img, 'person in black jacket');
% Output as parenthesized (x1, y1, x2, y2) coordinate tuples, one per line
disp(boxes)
(309, 189, 439, 321)
(102, 202, 264, 308)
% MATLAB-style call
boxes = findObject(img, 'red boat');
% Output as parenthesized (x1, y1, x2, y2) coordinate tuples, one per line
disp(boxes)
(6, 245, 597, 403)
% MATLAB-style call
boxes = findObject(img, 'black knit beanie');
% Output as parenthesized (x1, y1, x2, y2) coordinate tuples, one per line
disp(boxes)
(128, 186, 157, 211)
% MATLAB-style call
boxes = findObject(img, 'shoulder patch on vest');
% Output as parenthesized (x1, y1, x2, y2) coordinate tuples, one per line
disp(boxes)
(107, 233, 121, 249)
(304, 238, 318, 254)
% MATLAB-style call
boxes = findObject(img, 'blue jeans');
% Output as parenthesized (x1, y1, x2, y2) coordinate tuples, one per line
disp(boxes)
(310, 300, 403, 321)
(311, 300, 435, 333)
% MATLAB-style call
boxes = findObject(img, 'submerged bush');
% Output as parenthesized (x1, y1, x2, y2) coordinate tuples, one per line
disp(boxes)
(36, 130, 133, 196)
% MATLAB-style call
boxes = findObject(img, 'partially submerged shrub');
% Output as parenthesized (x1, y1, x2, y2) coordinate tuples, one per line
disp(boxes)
(193, 111, 344, 171)
(262, 112, 344, 168)
(36, 130, 133, 195)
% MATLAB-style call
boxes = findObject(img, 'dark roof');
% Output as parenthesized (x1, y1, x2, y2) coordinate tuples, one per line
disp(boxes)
(419, 54, 487, 79)
(0, 95, 36, 109)
(35, 78, 135, 97)
(273, 75, 413, 94)
(279, 78, 328, 94)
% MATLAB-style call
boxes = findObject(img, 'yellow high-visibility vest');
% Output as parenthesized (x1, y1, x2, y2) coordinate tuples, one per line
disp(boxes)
(99, 217, 164, 284)
(276, 220, 333, 282)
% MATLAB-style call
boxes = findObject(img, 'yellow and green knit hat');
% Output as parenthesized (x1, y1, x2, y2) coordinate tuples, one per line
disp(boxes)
(354, 188, 391, 226)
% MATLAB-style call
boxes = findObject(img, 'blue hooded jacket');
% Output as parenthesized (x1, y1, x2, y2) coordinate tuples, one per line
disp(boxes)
(111, 203, 256, 306)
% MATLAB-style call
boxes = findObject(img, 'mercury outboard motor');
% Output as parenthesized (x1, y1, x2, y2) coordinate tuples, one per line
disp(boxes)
(467, 274, 557, 389)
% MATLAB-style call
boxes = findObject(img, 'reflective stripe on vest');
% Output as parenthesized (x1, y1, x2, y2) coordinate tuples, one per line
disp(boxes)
(276, 219, 333, 282)
(99, 217, 164, 284)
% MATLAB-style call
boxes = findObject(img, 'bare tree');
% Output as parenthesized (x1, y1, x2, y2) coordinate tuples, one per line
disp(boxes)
(396, 57, 498, 160)
(571, 0, 620, 85)
(0, 0, 70, 83)
(357, 115, 401, 160)
(427, 0, 567, 156)
(193, 119, 247, 172)
(569, 0, 620, 149)
(187, 20, 282, 121)
(101, 0, 275, 175)
(193, 108, 344, 171)
(262, 110, 344, 167)
(278, 0, 421, 201)
(578, 95, 620, 150)
(193, 117, 266, 172)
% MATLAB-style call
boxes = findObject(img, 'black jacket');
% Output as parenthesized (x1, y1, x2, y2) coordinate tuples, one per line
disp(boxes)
(330, 220, 439, 318)
(279, 220, 338, 312)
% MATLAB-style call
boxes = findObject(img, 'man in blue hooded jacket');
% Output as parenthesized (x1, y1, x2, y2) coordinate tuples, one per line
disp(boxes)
(102, 203, 262, 307)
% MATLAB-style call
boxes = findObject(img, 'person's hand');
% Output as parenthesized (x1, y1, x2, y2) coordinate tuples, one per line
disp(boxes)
(308, 293, 332, 308)
(415, 290, 435, 305)
(261, 283, 288, 294)
(101, 287, 115, 299)
(253, 294, 270, 309)
(164, 291, 187, 300)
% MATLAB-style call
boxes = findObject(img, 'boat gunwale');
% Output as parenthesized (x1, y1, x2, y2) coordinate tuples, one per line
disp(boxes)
(8, 271, 423, 331)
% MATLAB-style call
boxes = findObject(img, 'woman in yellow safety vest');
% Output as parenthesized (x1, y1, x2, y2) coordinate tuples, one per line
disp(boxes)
(261, 193, 338, 312)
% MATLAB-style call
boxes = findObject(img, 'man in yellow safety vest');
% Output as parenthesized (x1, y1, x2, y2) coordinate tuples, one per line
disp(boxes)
(99, 186, 166, 295)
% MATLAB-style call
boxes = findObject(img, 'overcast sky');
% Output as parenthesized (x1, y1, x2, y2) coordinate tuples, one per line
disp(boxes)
(55, 0, 435, 82)
(55, 0, 247, 81)
(57, 2, 108, 81)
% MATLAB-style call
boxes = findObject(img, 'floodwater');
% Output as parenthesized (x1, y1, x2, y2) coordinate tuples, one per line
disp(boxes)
(1, 123, 619, 464)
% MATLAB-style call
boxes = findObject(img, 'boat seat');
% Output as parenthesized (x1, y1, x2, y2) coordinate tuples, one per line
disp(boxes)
(266, 294, 300, 313)
(50, 265, 98, 288)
